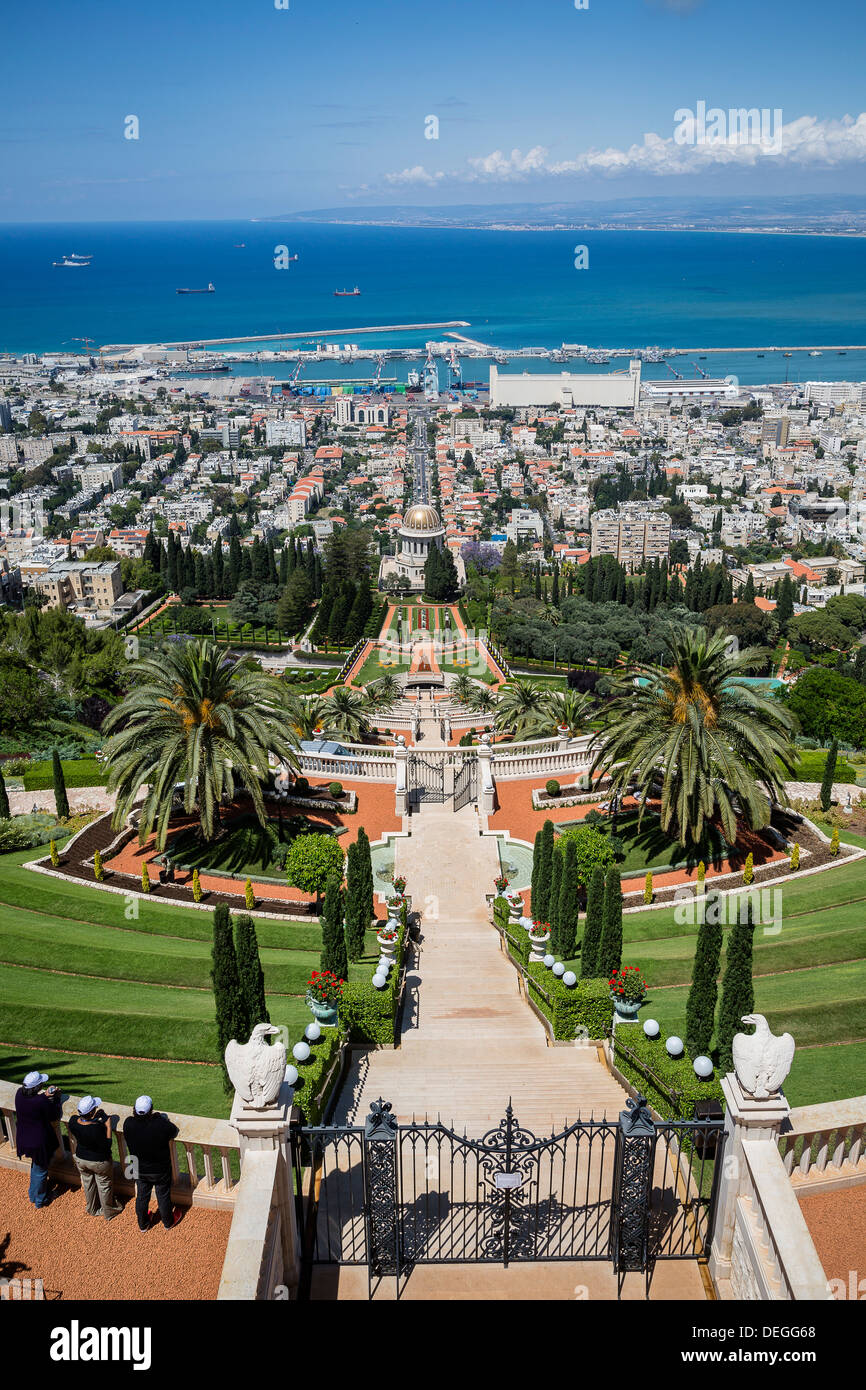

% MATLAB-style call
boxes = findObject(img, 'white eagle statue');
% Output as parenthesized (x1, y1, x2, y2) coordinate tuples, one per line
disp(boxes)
(732, 1013, 794, 1099)
(225, 1023, 287, 1108)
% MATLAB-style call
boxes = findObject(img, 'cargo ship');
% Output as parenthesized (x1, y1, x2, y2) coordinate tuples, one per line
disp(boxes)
(333, 286, 360, 296)
(177, 283, 215, 294)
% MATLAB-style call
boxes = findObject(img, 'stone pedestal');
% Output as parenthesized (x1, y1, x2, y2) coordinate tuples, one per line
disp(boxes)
(394, 740, 408, 817)
(708, 1073, 790, 1286)
(229, 1081, 300, 1295)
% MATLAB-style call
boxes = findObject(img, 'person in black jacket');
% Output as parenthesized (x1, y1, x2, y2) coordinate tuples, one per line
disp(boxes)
(122, 1096, 180, 1231)
(14, 1070, 63, 1208)
(67, 1095, 123, 1221)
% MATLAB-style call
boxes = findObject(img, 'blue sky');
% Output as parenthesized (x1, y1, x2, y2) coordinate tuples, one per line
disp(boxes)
(1, 0, 865, 220)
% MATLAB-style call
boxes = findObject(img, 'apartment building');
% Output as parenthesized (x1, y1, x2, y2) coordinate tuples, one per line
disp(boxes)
(30, 560, 122, 614)
(590, 505, 671, 567)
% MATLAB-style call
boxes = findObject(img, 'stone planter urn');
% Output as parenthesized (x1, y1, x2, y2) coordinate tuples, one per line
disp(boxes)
(506, 894, 524, 921)
(306, 993, 339, 1027)
(529, 929, 550, 963)
(377, 931, 398, 961)
(611, 994, 642, 1021)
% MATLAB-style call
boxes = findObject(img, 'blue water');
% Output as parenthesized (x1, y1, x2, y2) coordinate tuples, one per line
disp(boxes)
(2, 221, 866, 384)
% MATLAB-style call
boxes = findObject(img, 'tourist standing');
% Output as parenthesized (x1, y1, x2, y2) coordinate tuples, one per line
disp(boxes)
(122, 1096, 180, 1231)
(67, 1096, 123, 1221)
(14, 1070, 63, 1209)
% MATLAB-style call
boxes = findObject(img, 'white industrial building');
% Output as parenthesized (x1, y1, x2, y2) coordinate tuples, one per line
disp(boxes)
(489, 361, 641, 411)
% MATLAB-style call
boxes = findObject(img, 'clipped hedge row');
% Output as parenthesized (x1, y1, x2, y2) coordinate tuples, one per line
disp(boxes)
(339, 924, 406, 1045)
(290, 1026, 344, 1126)
(526, 965, 613, 1041)
(493, 895, 531, 967)
(612, 1028, 725, 1121)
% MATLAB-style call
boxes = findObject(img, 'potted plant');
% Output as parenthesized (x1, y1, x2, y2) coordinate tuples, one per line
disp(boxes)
(494, 873, 509, 895)
(306, 969, 343, 1027)
(376, 921, 400, 961)
(505, 890, 523, 921)
(529, 919, 551, 963)
(609, 966, 647, 1020)
(392, 875, 407, 895)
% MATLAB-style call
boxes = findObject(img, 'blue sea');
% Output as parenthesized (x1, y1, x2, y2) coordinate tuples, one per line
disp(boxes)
(1, 221, 866, 385)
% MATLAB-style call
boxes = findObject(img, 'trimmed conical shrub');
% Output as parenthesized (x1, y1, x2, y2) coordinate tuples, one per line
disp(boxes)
(211, 902, 250, 1090)
(356, 826, 374, 931)
(581, 867, 605, 978)
(530, 828, 542, 918)
(820, 739, 838, 813)
(598, 868, 623, 980)
(235, 912, 270, 1027)
(557, 837, 580, 961)
(344, 840, 366, 961)
(534, 819, 555, 923)
(0, 768, 9, 821)
(320, 872, 348, 981)
(685, 889, 724, 1059)
(52, 748, 69, 821)
(548, 843, 563, 951)
(716, 899, 755, 1073)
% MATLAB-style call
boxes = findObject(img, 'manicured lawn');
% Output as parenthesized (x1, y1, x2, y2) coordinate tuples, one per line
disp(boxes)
(22, 758, 106, 791)
(355, 648, 412, 683)
(0, 846, 380, 1118)
(790, 749, 857, 784)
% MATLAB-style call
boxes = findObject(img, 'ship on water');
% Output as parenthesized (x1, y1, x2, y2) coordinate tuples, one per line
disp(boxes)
(333, 286, 360, 296)
(176, 283, 215, 294)
(52, 257, 89, 267)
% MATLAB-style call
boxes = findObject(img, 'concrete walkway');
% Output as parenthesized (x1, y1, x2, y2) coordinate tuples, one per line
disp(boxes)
(332, 804, 628, 1135)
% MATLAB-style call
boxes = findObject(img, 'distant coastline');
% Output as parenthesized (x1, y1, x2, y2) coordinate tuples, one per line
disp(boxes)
(265, 218, 866, 238)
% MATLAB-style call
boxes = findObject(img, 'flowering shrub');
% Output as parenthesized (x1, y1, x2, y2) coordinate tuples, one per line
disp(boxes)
(308, 969, 344, 1005)
(392, 875, 407, 895)
(494, 874, 509, 893)
(609, 966, 647, 1003)
(377, 923, 399, 941)
(530, 919, 550, 937)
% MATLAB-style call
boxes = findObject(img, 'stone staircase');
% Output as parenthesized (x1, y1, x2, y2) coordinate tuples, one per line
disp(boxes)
(332, 805, 627, 1136)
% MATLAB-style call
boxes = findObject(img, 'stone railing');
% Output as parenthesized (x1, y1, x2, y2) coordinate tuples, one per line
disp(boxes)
(0, 1080, 239, 1210)
(491, 745, 593, 782)
(217, 1149, 286, 1300)
(732, 1139, 832, 1300)
(295, 750, 398, 780)
(778, 1097, 866, 1191)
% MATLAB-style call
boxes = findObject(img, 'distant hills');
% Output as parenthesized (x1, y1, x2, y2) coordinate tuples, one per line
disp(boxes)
(265, 195, 866, 234)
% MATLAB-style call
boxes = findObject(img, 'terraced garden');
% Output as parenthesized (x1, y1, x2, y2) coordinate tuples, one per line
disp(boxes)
(0, 846, 382, 1119)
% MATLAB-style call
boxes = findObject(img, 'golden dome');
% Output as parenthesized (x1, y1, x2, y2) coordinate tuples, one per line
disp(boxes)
(402, 503, 441, 531)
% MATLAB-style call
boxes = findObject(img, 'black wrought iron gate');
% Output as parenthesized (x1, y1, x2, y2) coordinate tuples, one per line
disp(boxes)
(408, 753, 445, 804)
(452, 755, 477, 811)
(291, 1096, 725, 1294)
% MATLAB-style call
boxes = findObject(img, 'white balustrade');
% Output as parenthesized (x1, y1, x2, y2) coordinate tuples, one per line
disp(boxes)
(777, 1097, 866, 1187)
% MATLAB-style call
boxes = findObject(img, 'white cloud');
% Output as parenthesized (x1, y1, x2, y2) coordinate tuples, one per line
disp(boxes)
(381, 113, 866, 186)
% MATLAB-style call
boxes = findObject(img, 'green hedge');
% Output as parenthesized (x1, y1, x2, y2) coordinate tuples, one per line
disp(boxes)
(339, 924, 406, 1045)
(22, 758, 106, 791)
(290, 1026, 344, 1126)
(526, 965, 612, 1041)
(494, 896, 531, 967)
(612, 1028, 724, 1121)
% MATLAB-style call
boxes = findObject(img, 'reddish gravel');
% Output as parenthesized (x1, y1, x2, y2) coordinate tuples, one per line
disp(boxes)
(798, 1185, 866, 1293)
(0, 1168, 230, 1301)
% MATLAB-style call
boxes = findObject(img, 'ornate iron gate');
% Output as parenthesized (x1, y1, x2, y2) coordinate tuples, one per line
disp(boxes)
(292, 1096, 725, 1294)
(408, 753, 445, 804)
(452, 755, 477, 811)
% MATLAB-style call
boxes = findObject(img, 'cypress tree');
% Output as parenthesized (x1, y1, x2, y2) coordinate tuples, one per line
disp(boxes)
(548, 842, 564, 951)
(581, 866, 605, 977)
(685, 889, 724, 1059)
(320, 872, 348, 980)
(234, 913, 270, 1027)
(530, 828, 543, 919)
(211, 903, 249, 1090)
(716, 900, 755, 1073)
(213, 538, 225, 596)
(0, 767, 9, 820)
(820, 738, 838, 813)
(557, 837, 580, 961)
(534, 819, 555, 923)
(356, 826, 375, 932)
(344, 840, 366, 961)
(279, 543, 289, 585)
(598, 868, 623, 980)
(52, 748, 69, 821)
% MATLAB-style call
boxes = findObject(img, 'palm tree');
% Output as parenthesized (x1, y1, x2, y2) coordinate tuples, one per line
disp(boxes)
(450, 671, 476, 707)
(543, 688, 593, 737)
(495, 678, 548, 739)
(319, 686, 371, 742)
(468, 686, 498, 716)
(285, 693, 327, 741)
(364, 673, 402, 714)
(103, 638, 299, 850)
(590, 625, 797, 848)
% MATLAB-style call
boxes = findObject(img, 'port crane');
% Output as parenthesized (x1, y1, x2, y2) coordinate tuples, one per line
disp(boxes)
(373, 354, 386, 389)
(691, 360, 709, 379)
(665, 361, 683, 380)
(448, 344, 462, 389)
(65, 336, 104, 365)
(288, 359, 304, 391)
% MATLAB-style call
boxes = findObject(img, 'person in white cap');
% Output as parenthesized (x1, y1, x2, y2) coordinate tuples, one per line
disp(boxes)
(122, 1097, 179, 1231)
(67, 1096, 123, 1221)
(14, 1070, 62, 1208)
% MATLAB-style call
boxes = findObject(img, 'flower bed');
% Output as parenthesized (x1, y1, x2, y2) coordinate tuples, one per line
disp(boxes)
(269, 789, 358, 814)
(531, 784, 603, 811)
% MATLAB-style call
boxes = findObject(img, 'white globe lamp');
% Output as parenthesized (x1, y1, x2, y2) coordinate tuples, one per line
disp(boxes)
(552, 962, 565, 977)
(292, 1041, 311, 1063)
(543, 954, 555, 969)
(563, 971, 577, 988)
(643, 1019, 660, 1039)
(305, 1021, 322, 1042)
(284, 1064, 299, 1087)
(693, 1055, 714, 1079)
(665, 1035, 684, 1058)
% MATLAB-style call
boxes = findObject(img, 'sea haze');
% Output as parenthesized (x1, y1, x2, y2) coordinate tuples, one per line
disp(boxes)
(1, 222, 865, 370)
